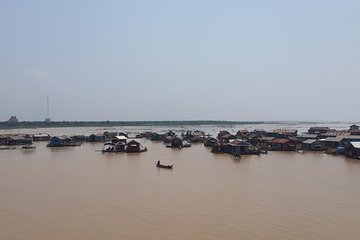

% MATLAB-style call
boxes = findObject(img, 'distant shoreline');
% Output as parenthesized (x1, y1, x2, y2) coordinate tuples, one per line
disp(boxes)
(0, 120, 279, 130)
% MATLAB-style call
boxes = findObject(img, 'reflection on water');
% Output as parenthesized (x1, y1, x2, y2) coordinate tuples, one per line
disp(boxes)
(1, 141, 360, 240)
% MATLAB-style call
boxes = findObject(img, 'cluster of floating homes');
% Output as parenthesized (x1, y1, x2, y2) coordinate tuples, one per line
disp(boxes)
(1, 125, 360, 159)
(0, 131, 147, 153)
(136, 130, 198, 148)
(135, 125, 360, 159)
(200, 125, 360, 160)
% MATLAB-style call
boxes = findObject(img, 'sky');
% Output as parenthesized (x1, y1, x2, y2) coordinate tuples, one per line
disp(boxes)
(0, 0, 359, 122)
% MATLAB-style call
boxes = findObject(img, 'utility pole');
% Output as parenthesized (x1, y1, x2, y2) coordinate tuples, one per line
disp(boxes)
(45, 95, 51, 122)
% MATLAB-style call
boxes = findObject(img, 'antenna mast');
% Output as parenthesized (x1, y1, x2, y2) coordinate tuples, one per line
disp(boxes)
(45, 95, 51, 122)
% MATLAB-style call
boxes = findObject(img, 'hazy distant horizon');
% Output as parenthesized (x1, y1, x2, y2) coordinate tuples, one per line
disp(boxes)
(1, 1, 359, 122)
(1, 118, 358, 125)
(2, 114, 360, 124)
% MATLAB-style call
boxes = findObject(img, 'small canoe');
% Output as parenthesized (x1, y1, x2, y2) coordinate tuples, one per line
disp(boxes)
(156, 163, 173, 169)
(22, 145, 36, 149)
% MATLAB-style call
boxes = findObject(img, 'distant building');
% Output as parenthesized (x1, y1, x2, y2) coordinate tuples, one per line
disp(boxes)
(226, 140, 252, 154)
(322, 137, 344, 149)
(126, 140, 141, 152)
(169, 136, 183, 148)
(268, 138, 297, 151)
(33, 133, 51, 141)
(349, 125, 360, 135)
(47, 136, 80, 147)
(150, 133, 163, 141)
(302, 139, 325, 151)
(350, 124, 359, 130)
(8, 116, 18, 123)
(345, 142, 360, 159)
(87, 134, 104, 142)
(217, 131, 236, 143)
(1, 136, 32, 145)
(204, 137, 218, 147)
(297, 134, 319, 141)
(308, 127, 330, 135)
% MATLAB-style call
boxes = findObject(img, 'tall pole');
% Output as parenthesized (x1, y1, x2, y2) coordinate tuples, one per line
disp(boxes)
(47, 95, 50, 120)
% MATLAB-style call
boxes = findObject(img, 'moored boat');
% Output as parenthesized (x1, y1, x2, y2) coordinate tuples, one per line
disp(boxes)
(156, 161, 173, 169)
(22, 145, 36, 149)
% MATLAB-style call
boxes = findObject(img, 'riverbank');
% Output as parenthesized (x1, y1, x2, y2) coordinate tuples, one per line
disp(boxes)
(0, 120, 271, 130)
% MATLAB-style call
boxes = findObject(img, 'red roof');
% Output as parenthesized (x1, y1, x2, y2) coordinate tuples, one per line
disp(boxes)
(269, 138, 292, 144)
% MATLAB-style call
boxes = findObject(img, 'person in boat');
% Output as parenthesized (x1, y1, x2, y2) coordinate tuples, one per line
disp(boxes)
(157, 160, 160, 166)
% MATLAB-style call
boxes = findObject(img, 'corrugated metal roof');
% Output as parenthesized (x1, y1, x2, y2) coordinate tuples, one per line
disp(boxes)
(344, 136, 360, 140)
(303, 139, 317, 144)
(115, 136, 128, 140)
(322, 137, 344, 142)
(259, 137, 275, 141)
(298, 134, 318, 139)
(350, 142, 360, 148)
(269, 138, 291, 144)
(34, 133, 50, 137)
(273, 129, 297, 134)
(229, 140, 251, 146)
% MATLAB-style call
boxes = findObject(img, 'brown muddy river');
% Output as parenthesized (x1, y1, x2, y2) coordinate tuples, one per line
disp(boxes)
(1, 140, 360, 240)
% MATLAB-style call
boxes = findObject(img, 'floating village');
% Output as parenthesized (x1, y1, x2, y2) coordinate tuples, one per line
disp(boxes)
(1, 124, 360, 161)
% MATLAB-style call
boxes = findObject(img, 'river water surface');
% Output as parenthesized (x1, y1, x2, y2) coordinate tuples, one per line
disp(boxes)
(1, 138, 360, 240)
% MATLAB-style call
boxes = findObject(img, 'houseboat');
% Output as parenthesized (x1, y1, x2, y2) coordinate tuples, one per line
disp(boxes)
(47, 136, 81, 147)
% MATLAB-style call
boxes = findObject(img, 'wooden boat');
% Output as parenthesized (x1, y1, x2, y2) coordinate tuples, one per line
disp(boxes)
(22, 145, 36, 149)
(0, 146, 16, 150)
(156, 162, 173, 169)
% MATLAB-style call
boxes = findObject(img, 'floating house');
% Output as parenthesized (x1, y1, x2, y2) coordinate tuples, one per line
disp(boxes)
(258, 136, 275, 149)
(341, 136, 360, 148)
(350, 124, 359, 130)
(33, 133, 51, 141)
(297, 134, 318, 141)
(211, 140, 257, 155)
(302, 139, 325, 151)
(87, 134, 104, 142)
(236, 129, 250, 138)
(47, 136, 80, 147)
(103, 131, 119, 141)
(204, 137, 218, 147)
(270, 129, 298, 138)
(308, 127, 330, 135)
(268, 138, 297, 151)
(349, 130, 360, 136)
(71, 135, 86, 142)
(150, 133, 163, 141)
(102, 136, 146, 153)
(191, 130, 205, 143)
(136, 132, 153, 139)
(345, 142, 360, 159)
(102, 135, 128, 152)
(217, 131, 236, 143)
(103, 142, 125, 152)
(168, 136, 183, 148)
(112, 135, 128, 144)
(126, 140, 145, 153)
(1, 136, 33, 146)
(118, 132, 129, 138)
(226, 140, 252, 155)
(0, 136, 8, 145)
(182, 131, 205, 143)
(246, 133, 264, 146)
(322, 137, 344, 149)
(165, 131, 176, 137)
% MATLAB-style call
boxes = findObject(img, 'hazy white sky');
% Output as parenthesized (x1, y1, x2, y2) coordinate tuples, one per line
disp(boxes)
(1, 0, 359, 121)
